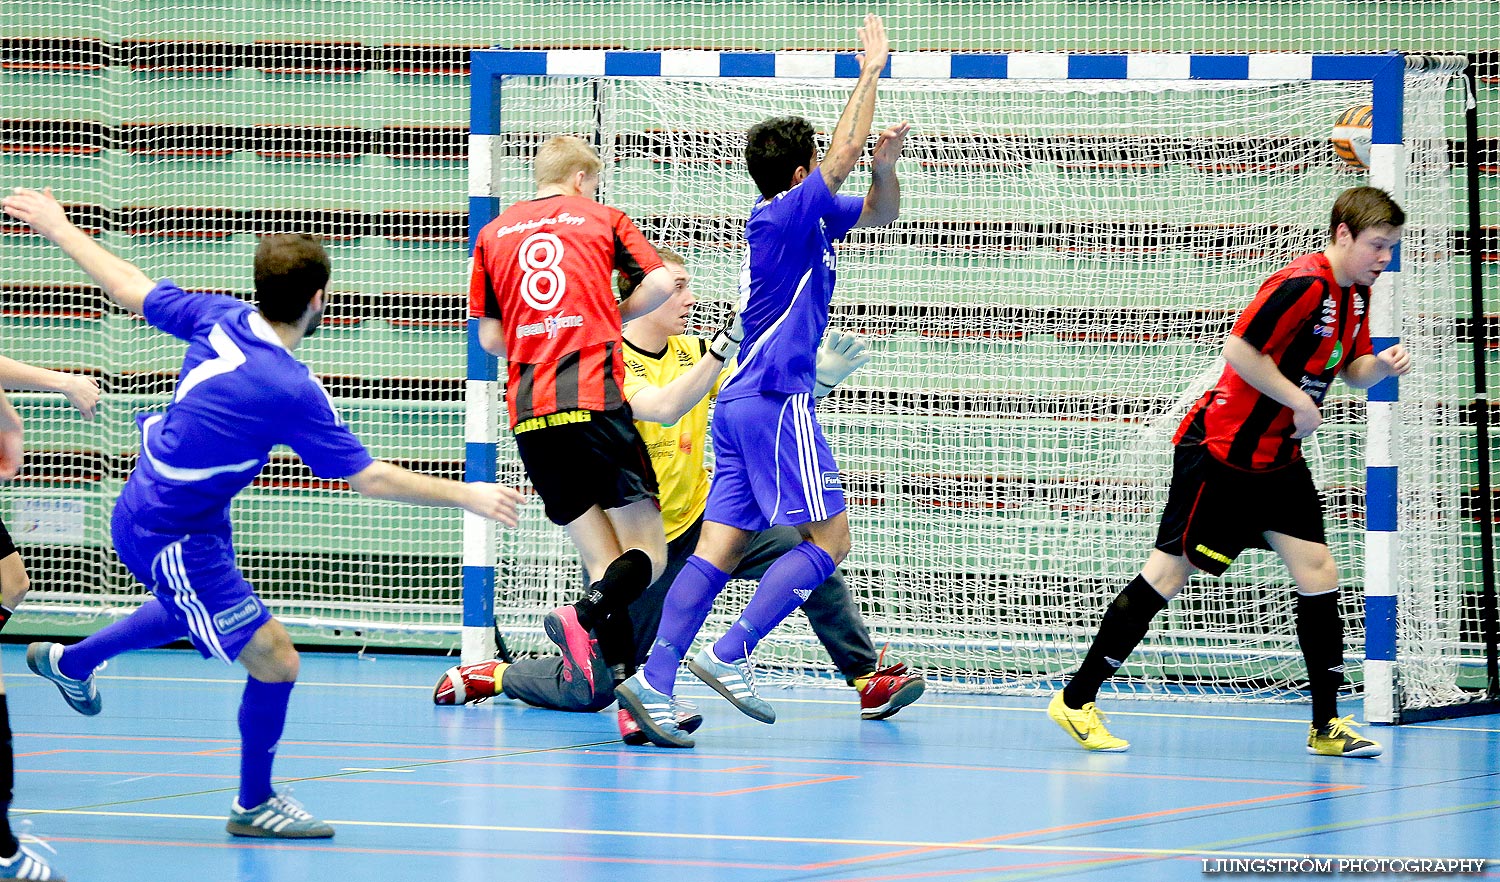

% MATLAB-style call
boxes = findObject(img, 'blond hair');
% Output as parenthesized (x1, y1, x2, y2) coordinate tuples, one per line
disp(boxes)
(534, 135, 603, 186)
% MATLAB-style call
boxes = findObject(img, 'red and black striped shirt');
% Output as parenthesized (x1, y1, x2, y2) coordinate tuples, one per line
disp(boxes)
(469, 194, 663, 428)
(1174, 252, 1373, 470)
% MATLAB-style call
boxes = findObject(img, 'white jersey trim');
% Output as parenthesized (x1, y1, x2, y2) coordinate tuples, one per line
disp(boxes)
(140, 414, 262, 483)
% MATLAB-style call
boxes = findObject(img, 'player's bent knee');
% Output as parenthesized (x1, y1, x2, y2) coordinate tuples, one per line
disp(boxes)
(240, 620, 301, 683)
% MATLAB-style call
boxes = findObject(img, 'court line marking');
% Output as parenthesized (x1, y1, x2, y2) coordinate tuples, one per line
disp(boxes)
(13, 669, 1497, 732)
(19, 736, 1357, 789)
(16, 807, 1497, 869)
(799, 785, 1358, 871)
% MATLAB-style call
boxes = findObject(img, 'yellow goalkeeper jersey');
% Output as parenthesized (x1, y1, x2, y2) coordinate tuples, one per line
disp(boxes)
(621, 335, 727, 541)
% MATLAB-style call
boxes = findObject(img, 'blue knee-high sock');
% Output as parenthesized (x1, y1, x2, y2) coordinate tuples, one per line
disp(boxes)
(640, 556, 731, 694)
(714, 542, 836, 663)
(59, 599, 185, 680)
(237, 677, 294, 809)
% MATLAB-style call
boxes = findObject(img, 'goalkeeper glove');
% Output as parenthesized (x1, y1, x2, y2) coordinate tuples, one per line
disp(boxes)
(814, 330, 872, 397)
(708, 311, 744, 362)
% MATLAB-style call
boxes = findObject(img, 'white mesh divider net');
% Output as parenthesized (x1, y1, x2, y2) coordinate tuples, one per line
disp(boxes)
(1, 34, 475, 641)
(489, 70, 1473, 700)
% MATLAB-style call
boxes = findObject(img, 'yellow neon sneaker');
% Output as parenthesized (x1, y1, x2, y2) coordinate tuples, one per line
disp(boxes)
(1048, 692, 1129, 752)
(1308, 715, 1382, 758)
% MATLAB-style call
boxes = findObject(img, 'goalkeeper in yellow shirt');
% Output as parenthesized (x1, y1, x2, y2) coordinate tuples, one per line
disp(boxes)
(435, 248, 924, 740)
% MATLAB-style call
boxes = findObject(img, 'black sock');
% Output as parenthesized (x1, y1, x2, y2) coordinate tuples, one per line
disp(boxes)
(573, 548, 651, 630)
(1296, 590, 1345, 726)
(0, 694, 18, 858)
(1063, 575, 1170, 709)
(594, 608, 636, 675)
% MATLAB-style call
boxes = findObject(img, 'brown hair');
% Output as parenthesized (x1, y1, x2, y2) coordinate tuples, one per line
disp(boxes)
(1329, 186, 1405, 241)
(534, 135, 603, 186)
(253, 234, 330, 323)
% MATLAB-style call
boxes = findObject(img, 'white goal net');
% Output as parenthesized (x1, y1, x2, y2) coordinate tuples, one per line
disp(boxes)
(485, 63, 1476, 703)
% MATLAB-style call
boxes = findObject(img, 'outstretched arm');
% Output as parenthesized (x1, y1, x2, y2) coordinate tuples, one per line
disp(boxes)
(2, 187, 155, 316)
(821, 14, 891, 195)
(345, 461, 525, 527)
(0, 387, 21, 481)
(1343, 344, 1412, 390)
(0, 355, 100, 419)
(627, 349, 726, 426)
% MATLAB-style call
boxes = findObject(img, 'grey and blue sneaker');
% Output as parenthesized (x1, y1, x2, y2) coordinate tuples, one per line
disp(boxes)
(227, 791, 335, 839)
(25, 643, 100, 717)
(614, 672, 695, 748)
(687, 645, 775, 724)
(0, 843, 63, 880)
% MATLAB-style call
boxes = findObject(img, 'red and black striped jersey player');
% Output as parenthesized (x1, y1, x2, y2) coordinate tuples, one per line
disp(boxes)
(470, 135, 677, 691)
(1048, 186, 1412, 759)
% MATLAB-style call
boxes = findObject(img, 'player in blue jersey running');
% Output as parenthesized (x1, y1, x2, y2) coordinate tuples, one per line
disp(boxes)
(2, 186, 525, 839)
(615, 13, 911, 747)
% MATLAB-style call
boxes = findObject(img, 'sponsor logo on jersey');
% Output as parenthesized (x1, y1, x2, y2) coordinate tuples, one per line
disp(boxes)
(821, 471, 842, 491)
(516, 312, 585, 340)
(1323, 340, 1344, 370)
(213, 597, 264, 634)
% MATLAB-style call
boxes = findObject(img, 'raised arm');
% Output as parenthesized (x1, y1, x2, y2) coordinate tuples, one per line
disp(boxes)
(0, 355, 100, 419)
(854, 121, 909, 229)
(345, 460, 525, 527)
(618, 266, 676, 323)
(1, 187, 154, 316)
(820, 14, 891, 195)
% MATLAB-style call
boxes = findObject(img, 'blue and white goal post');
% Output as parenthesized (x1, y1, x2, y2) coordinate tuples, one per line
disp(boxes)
(463, 49, 1484, 720)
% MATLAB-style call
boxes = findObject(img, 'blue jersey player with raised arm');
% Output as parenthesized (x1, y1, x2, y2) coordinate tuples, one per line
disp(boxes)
(1, 186, 524, 839)
(615, 13, 910, 748)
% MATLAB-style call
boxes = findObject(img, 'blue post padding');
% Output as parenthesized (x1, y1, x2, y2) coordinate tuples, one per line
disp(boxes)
(952, 54, 1007, 79)
(829, 54, 890, 78)
(468, 195, 499, 254)
(463, 565, 496, 627)
(465, 441, 497, 483)
(1190, 55, 1248, 80)
(1069, 55, 1127, 80)
(1364, 594, 1397, 661)
(1311, 54, 1389, 82)
(1369, 336, 1400, 402)
(1366, 466, 1397, 532)
(1387, 240, 1401, 273)
(720, 53, 775, 77)
(466, 319, 498, 382)
(1370, 54, 1404, 146)
(606, 51, 659, 77)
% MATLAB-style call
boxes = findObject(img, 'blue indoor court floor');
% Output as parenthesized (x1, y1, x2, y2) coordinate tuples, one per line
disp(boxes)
(2, 644, 1496, 882)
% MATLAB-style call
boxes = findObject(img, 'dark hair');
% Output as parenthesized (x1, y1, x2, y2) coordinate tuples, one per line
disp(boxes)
(1329, 186, 1405, 241)
(616, 245, 684, 298)
(254, 234, 330, 323)
(745, 116, 817, 200)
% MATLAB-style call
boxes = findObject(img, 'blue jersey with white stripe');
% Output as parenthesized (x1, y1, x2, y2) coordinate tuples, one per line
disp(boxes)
(720, 168, 863, 402)
(117, 281, 374, 533)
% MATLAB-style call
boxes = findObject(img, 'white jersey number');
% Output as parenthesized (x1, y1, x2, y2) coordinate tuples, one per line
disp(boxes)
(518, 232, 567, 311)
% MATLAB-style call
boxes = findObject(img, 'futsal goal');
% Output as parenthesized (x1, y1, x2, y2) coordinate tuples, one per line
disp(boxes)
(464, 50, 1497, 722)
